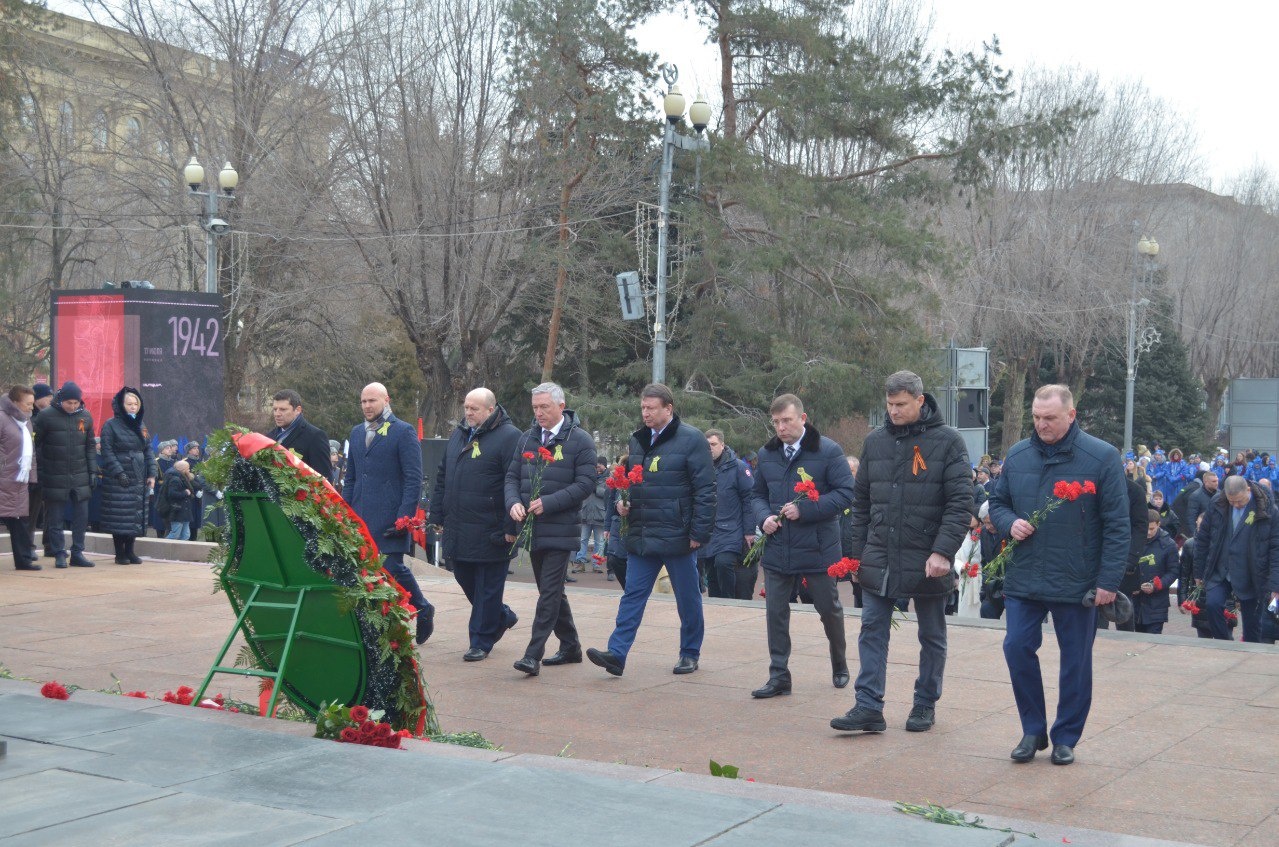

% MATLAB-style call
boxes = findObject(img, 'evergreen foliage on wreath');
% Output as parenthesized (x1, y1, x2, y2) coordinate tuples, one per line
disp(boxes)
(201, 426, 437, 735)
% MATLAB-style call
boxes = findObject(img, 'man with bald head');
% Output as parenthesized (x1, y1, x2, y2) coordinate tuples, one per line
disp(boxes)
(430, 388, 522, 661)
(344, 382, 434, 644)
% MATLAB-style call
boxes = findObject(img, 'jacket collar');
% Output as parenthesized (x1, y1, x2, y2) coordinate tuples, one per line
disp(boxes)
(460, 404, 512, 439)
(634, 414, 680, 452)
(884, 393, 944, 438)
(765, 422, 822, 453)
(1031, 421, 1080, 460)
(531, 408, 580, 443)
(1212, 482, 1273, 518)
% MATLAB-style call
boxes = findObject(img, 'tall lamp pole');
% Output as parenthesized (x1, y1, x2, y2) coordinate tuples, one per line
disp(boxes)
(1124, 231, 1160, 453)
(652, 65, 710, 385)
(184, 157, 238, 294)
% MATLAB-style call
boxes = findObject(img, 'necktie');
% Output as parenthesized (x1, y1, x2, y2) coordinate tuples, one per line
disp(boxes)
(785, 444, 796, 461)
(542, 429, 551, 446)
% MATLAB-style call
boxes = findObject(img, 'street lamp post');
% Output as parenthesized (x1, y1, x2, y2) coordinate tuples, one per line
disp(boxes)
(1124, 231, 1160, 453)
(183, 157, 238, 294)
(652, 65, 710, 385)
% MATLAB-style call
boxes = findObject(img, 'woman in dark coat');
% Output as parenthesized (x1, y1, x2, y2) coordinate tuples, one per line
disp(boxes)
(98, 387, 154, 564)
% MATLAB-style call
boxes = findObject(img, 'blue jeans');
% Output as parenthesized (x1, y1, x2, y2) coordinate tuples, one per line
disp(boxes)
(855, 591, 946, 711)
(166, 521, 191, 540)
(607, 551, 704, 663)
(1003, 595, 1097, 748)
(576, 524, 605, 562)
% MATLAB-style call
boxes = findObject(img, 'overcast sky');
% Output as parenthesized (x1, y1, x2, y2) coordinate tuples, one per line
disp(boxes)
(637, 1, 1275, 191)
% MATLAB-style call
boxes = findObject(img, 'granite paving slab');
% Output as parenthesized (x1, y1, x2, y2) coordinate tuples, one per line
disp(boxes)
(0, 769, 171, 839)
(0, 693, 158, 743)
(701, 802, 1016, 847)
(0, 735, 106, 782)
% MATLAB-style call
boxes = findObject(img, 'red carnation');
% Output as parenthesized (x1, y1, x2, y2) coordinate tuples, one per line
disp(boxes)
(40, 681, 70, 700)
(1224, 608, 1238, 622)
(538, 446, 554, 462)
(522, 451, 535, 460)
(827, 557, 860, 579)
(627, 465, 644, 485)
(350, 705, 370, 723)
(1181, 600, 1201, 615)
(1052, 480, 1071, 499)
(1082, 480, 1097, 495)
(1152, 576, 1162, 591)
(339, 727, 358, 743)
(124, 691, 148, 699)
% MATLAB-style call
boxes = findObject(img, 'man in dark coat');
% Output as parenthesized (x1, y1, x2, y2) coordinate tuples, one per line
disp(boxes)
(1193, 474, 1279, 643)
(343, 382, 433, 644)
(98, 387, 155, 563)
(988, 384, 1129, 766)
(1187, 470, 1217, 532)
(431, 388, 521, 662)
(749, 395, 855, 699)
(33, 381, 96, 568)
(587, 383, 715, 677)
(702, 429, 755, 600)
(834, 372, 971, 735)
(505, 382, 596, 676)
(267, 389, 332, 481)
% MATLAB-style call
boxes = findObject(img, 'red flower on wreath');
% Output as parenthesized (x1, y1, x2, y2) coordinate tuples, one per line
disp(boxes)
(41, 681, 70, 700)
(294, 489, 307, 501)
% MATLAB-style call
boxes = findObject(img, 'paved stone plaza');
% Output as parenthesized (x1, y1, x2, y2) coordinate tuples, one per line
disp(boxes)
(1, 543, 1276, 845)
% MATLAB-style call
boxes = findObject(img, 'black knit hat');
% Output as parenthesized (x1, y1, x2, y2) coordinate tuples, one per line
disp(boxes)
(33, 383, 53, 401)
(56, 381, 83, 403)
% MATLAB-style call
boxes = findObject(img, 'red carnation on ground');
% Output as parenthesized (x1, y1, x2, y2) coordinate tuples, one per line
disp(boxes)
(124, 691, 148, 699)
(40, 681, 70, 700)
(350, 705, 370, 723)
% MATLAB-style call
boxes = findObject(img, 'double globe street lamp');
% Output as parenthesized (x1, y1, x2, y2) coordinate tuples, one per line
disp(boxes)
(652, 65, 711, 384)
(183, 157, 238, 294)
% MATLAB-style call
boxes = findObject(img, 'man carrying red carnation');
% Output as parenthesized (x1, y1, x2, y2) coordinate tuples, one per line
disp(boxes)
(834, 371, 972, 735)
(748, 394, 855, 699)
(988, 384, 1129, 766)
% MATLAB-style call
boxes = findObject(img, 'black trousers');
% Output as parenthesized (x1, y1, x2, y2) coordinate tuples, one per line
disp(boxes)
(764, 569, 847, 685)
(44, 495, 88, 559)
(27, 485, 45, 550)
(4, 517, 34, 566)
(524, 549, 579, 661)
(453, 559, 517, 652)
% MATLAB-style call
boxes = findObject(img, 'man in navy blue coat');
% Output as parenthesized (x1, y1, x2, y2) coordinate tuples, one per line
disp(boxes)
(343, 382, 434, 644)
(431, 388, 521, 662)
(988, 384, 1128, 766)
(1194, 474, 1279, 643)
(587, 384, 715, 677)
(701, 429, 756, 599)
(750, 394, 855, 700)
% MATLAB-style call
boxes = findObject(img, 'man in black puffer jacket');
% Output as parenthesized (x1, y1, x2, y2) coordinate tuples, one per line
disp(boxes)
(834, 371, 971, 736)
(33, 382, 97, 568)
(749, 394, 855, 700)
(505, 382, 596, 676)
(587, 384, 715, 677)
(431, 388, 522, 662)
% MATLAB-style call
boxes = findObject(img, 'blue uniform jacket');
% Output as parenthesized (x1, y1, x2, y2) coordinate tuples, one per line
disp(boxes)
(343, 411, 423, 555)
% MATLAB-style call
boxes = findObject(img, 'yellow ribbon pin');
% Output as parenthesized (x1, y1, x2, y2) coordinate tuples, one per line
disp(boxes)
(471, 440, 481, 459)
(377, 422, 390, 437)
(1246, 511, 1256, 526)
(797, 467, 812, 483)
(649, 456, 660, 472)
(553, 445, 563, 461)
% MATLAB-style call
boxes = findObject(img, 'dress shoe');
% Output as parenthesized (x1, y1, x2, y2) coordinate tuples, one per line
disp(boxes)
(126, 554, 143, 564)
(55, 557, 68, 569)
(905, 705, 935, 732)
(114, 555, 131, 565)
(830, 705, 887, 733)
(1051, 744, 1075, 766)
(751, 680, 792, 699)
(564, 574, 577, 583)
(463, 647, 488, 662)
(415, 603, 436, 645)
(513, 657, 540, 676)
(586, 647, 624, 677)
(542, 648, 583, 666)
(833, 670, 850, 689)
(69, 553, 95, 568)
(673, 656, 698, 675)
(1010, 734, 1049, 763)
(15, 562, 43, 571)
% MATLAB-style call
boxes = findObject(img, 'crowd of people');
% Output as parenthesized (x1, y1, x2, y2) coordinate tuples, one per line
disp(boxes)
(5, 371, 1277, 766)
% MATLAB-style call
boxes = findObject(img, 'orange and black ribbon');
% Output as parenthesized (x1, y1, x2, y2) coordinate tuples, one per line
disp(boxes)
(912, 445, 927, 476)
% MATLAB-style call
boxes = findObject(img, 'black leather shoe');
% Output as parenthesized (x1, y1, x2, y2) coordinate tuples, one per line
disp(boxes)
(463, 647, 488, 662)
(1010, 734, 1049, 763)
(1051, 744, 1075, 765)
(114, 556, 131, 565)
(673, 656, 698, 675)
(751, 680, 792, 699)
(905, 705, 935, 732)
(586, 648, 624, 676)
(55, 558, 68, 569)
(69, 553, 95, 568)
(830, 705, 886, 732)
(513, 657, 540, 676)
(15, 562, 42, 571)
(543, 648, 583, 666)
(833, 670, 850, 689)
(415, 603, 435, 645)
(564, 574, 577, 583)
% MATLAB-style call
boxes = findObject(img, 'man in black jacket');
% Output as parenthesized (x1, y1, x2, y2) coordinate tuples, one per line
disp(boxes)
(749, 394, 855, 699)
(587, 384, 715, 677)
(267, 390, 332, 480)
(506, 383, 597, 676)
(701, 429, 755, 599)
(432, 388, 522, 662)
(1194, 475, 1279, 643)
(834, 371, 972, 735)
(1187, 470, 1217, 531)
(33, 382, 96, 568)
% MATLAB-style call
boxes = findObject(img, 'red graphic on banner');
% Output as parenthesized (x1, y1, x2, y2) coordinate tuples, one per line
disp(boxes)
(54, 295, 124, 433)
